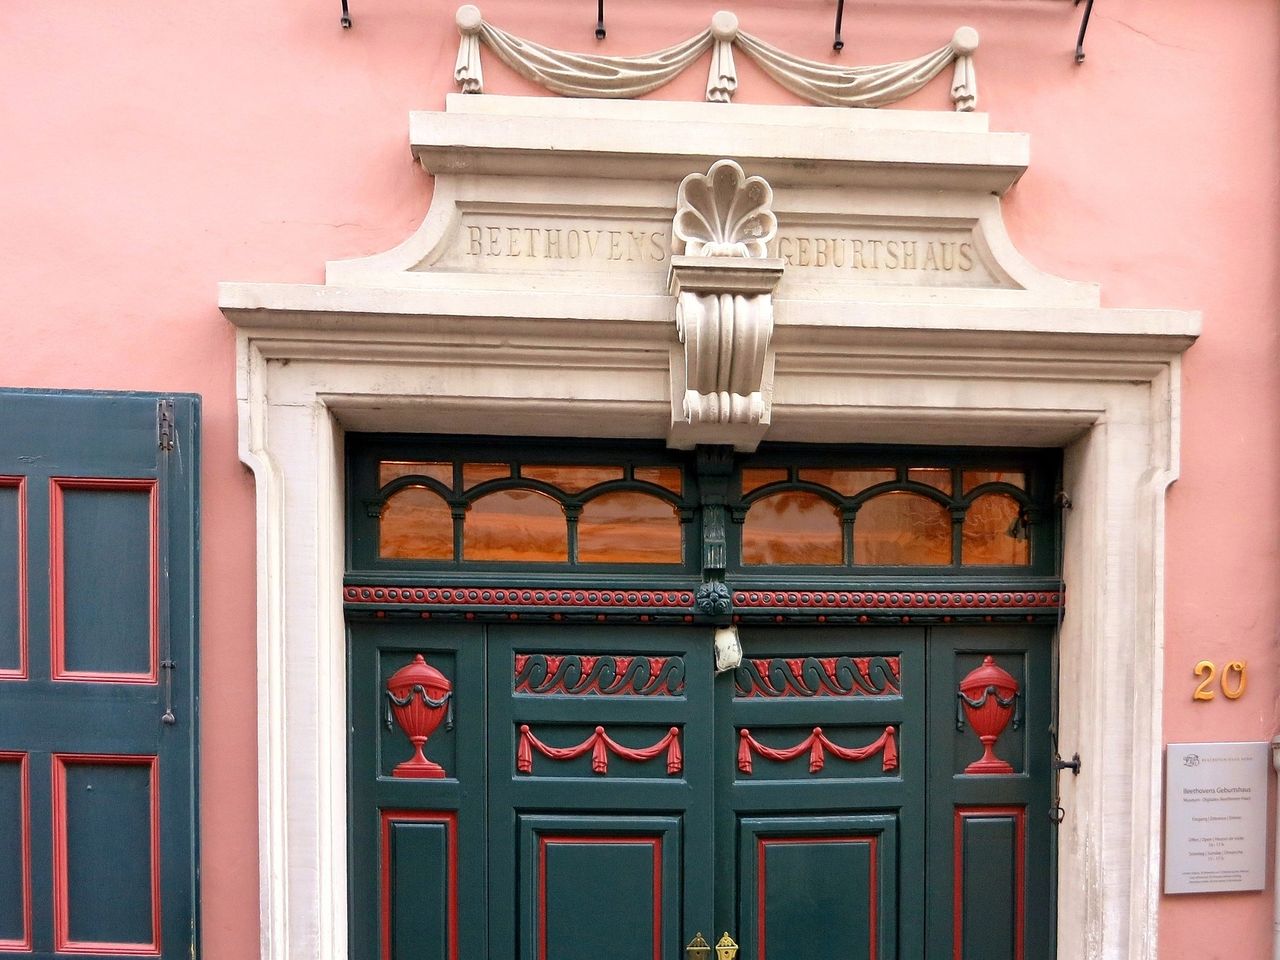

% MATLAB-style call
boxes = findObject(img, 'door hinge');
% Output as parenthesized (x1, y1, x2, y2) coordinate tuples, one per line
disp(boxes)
(158, 398, 176, 452)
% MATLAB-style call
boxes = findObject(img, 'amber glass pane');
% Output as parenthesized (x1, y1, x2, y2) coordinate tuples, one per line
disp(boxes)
(962, 470, 1026, 494)
(854, 492, 951, 565)
(380, 487, 454, 560)
(521, 465, 623, 493)
(379, 460, 452, 488)
(462, 462, 509, 489)
(907, 467, 952, 495)
(578, 492, 682, 563)
(463, 489, 567, 562)
(632, 466, 683, 495)
(798, 468, 896, 497)
(741, 468, 789, 494)
(742, 492, 842, 565)
(962, 493, 1030, 565)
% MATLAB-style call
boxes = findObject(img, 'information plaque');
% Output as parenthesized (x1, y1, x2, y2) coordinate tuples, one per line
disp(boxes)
(1165, 741, 1270, 894)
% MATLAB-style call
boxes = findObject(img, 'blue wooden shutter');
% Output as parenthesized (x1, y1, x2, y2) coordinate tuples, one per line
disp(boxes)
(0, 390, 199, 959)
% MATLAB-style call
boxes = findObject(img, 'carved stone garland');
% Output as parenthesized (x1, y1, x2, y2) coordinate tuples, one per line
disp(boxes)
(667, 159, 782, 453)
(453, 6, 979, 111)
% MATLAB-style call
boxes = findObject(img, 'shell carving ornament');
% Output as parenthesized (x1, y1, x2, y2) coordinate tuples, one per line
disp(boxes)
(667, 159, 783, 448)
(673, 160, 777, 258)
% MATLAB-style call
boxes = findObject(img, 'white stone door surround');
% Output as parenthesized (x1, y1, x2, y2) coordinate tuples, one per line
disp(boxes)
(220, 94, 1200, 960)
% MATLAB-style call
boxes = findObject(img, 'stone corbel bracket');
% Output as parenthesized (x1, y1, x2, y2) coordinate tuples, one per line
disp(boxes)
(668, 160, 784, 451)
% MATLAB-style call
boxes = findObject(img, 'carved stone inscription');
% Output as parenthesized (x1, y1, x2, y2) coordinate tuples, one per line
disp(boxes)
(433, 215, 1002, 287)
(775, 233, 975, 274)
(462, 223, 668, 265)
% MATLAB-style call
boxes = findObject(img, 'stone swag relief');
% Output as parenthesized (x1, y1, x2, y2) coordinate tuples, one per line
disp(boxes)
(1164, 741, 1270, 894)
(454, 221, 984, 281)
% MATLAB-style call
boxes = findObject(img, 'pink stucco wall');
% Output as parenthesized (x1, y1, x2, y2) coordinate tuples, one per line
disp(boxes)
(2, 0, 1276, 956)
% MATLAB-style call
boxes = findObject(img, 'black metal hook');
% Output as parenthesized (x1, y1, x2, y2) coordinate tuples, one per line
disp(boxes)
(1054, 752, 1082, 775)
(596, 0, 606, 39)
(1074, 0, 1094, 63)
(340, 0, 352, 28)
(833, 0, 846, 51)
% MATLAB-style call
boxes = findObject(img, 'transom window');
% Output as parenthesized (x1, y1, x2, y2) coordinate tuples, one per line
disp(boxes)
(739, 463, 1033, 567)
(353, 439, 695, 570)
(348, 438, 1058, 576)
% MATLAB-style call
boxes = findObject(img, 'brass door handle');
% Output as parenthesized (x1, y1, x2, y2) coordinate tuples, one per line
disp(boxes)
(686, 932, 739, 960)
(715, 933, 740, 959)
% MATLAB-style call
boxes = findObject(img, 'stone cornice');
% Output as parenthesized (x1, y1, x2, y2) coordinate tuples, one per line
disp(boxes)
(409, 95, 1028, 194)
(220, 282, 1198, 360)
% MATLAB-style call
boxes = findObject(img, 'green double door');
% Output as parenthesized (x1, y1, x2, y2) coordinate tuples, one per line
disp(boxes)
(350, 622, 1051, 960)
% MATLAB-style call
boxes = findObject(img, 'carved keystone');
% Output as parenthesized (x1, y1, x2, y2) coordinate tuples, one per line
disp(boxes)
(668, 160, 783, 451)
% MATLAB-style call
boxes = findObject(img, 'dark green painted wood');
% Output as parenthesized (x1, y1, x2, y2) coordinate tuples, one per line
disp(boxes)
(345, 434, 1060, 960)
(64, 762, 154, 944)
(541, 840, 656, 960)
(60, 486, 153, 675)
(723, 629, 925, 960)
(488, 626, 714, 960)
(926, 626, 1053, 960)
(0, 390, 200, 960)
(958, 815, 1018, 960)
(0, 758, 23, 942)
(739, 815, 894, 960)
(388, 819, 452, 960)
(349, 620, 1055, 960)
(348, 623, 488, 960)
(0, 485, 19, 672)
(517, 815, 680, 960)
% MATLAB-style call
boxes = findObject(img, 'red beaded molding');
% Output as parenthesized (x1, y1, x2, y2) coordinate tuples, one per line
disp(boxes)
(344, 585, 695, 607)
(732, 590, 1061, 610)
(343, 584, 1062, 622)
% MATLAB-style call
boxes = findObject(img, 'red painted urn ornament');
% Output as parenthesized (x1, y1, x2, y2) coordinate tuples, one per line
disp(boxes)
(385, 654, 454, 778)
(957, 655, 1020, 775)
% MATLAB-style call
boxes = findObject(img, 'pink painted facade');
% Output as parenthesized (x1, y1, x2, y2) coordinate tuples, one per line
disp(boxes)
(1, 0, 1277, 957)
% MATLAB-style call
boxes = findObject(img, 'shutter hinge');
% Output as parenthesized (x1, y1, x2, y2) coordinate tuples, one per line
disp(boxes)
(161, 658, 177, 725)
(158, 399, 176, 452)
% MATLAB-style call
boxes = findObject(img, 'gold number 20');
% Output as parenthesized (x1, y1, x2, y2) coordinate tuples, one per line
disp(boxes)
(1193, 659, 1247, 702)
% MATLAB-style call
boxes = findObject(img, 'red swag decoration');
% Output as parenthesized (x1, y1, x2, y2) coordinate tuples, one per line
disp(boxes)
(517, 724, 683, 775)
(737, 725, 897, 774)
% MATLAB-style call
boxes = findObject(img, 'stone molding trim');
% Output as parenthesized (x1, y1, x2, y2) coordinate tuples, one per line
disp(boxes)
(669, 160, 781, 448)
(221, 97, 1199, 960)
(454, 5, 980, 111)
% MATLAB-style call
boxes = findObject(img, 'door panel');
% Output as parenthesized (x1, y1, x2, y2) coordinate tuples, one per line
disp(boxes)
(348, 623, 487, 960)
(517, 814, 680, 960)
(0, 753, 27, 950)
(0, 479, 24, 676)
(739, 814, 897, 960)
(926, 626, 1053, 960)
(488, 626, 713, 960)
(381, 811, 458, 960)
(721, 629, 926, 960)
